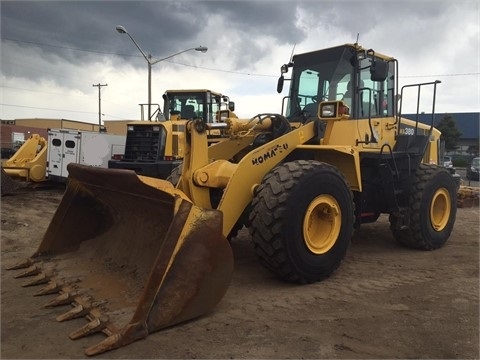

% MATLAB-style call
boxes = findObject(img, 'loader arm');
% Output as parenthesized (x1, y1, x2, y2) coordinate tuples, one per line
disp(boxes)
(2, 134, 47, 182)
(218, 122, 316, 235)
(178, 118, 318, 236)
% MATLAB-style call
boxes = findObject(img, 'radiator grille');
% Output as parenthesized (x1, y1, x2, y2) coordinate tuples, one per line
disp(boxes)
(123, 125, 166, 162)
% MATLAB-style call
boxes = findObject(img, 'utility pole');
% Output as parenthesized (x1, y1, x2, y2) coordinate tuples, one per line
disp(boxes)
(92, 83, 108, 131)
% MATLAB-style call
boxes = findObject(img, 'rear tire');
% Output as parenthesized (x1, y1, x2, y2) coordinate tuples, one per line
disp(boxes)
(248, 160, 354, 283)
(389, 164, 457, 250)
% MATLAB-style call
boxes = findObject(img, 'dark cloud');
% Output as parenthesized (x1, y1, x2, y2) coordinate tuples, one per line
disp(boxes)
(0, 0, 478, 121)
(1, 1, 304, 68)
(1, 1, 206, 59)
(1, 1, 477, 87)
(204, 0, 304, 43)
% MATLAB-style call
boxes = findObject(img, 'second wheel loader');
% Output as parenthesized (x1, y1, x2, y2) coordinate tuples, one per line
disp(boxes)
(108, 89, 236, 178)
(8, 43, 457, 356)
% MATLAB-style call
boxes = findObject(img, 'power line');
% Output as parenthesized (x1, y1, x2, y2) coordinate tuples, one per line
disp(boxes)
(1, 84, 90, 97)
(2, 37, 276, 78)
(3, 37, 276, 78)
(401, 73, 480, 78)
(2, 37, 140, 58)
(160, 60, 277, 77)
(0, 103, 130, 120)
(5, 37, 477, 79)
(0, 103, 97, 114)
(0, 103, 101, 114)
(0, 84, 130, 109)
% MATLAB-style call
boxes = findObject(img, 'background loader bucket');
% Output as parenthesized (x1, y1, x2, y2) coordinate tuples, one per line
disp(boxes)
(7, 163, 234, 356)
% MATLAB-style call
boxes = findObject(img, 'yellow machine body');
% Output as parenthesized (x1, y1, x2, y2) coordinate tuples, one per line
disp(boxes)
(7, 44, 456, 356)
(108, 89, 237, 179)
(2, 134, 47, 182)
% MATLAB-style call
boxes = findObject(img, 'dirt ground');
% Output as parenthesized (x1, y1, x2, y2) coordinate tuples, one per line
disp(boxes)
(1, 185, 479, 359)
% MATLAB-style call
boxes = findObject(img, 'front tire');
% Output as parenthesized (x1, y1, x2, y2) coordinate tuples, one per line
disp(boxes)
(248, 160, 354, 283)
(389, 164, 457, 250)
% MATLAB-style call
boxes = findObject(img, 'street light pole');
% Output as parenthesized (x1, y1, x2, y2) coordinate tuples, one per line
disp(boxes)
(116, 25, 208, 120)
(147, 55, 152, 121)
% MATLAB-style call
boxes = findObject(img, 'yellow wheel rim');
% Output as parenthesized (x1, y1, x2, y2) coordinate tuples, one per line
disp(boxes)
(430, 187, 451, 232)
(303, 194, 341, 254)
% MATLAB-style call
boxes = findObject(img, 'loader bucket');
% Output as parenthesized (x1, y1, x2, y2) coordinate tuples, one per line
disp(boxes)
(6, 163, 234, 356)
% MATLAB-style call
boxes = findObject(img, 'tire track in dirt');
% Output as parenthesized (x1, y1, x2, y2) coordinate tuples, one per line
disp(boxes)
(2, 188, 478, 359)
(228, 227, 478, 317)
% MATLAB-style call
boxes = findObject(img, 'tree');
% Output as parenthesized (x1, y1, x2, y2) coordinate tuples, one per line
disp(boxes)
(436, 115, 462, 151)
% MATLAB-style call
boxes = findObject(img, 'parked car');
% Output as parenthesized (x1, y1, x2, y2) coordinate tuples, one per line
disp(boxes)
(443, 156, 454, 168)
(442, 155, 456, 175)
(466, 157, 480, 181)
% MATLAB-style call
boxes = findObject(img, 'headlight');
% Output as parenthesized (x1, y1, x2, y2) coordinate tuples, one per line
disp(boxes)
(320, 104, 335, 117)
(127, 125, 134, 131)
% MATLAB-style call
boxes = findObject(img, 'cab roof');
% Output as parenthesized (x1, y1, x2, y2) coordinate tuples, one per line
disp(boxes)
(164, 89, 224, 97)
(293, 43, 395, 62)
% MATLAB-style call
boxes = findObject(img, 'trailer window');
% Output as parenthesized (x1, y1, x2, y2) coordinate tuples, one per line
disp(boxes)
(65, 140, 75, 149)
(52, 139, 61, 147)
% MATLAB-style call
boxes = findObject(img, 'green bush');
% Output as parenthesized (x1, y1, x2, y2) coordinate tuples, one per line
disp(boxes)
(453, 158, 468, 167)
(451, 154, 474, 168)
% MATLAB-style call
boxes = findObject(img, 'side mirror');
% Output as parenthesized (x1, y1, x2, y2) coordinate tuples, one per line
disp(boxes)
(277, 75, 284, 93)
(370, 60, 389, 81)
(228, 101, 235, 111)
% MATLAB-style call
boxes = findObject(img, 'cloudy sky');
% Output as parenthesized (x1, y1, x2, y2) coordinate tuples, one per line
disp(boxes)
(1, 0, 479, 125)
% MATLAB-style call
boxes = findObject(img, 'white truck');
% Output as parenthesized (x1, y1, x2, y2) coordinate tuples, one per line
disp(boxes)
(46, 129, 126, 182)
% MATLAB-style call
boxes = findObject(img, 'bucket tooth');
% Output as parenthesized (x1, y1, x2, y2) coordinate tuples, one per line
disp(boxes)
(56, 295, 96, 322)
(13, 264, 41, 278)
(44, 291, 77, 308)
(34, 278, 80, 296)
(22, 272, 51, 287)
(69, 316, 109, 340)
(56, 304, 89, 322)
(84, 333, 123, 357)
(21, 267, 55, 287)
(6, 257, 35, 270)
(34, 281, 63, 296)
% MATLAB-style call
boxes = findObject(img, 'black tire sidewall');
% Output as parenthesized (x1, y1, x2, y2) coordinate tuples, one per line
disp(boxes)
(417, 169, 457, 248)
(281, 163, 353, 281)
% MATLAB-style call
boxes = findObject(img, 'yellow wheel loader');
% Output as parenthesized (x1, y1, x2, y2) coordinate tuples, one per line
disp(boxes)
(108, 89, 236, 178)
(2, 133, 47, 182)
(7, 44, 457, 356)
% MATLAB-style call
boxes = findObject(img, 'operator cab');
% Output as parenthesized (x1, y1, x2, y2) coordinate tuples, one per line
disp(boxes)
(277, 44, 395, 123)
(162, 89, 235, 123)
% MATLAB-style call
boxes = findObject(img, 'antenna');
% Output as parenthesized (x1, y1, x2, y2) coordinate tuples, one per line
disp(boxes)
(289, 43, 296, 63)
(355, 33, 360, 45)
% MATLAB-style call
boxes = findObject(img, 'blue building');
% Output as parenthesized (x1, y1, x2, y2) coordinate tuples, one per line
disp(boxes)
(403, 112, 479, 156)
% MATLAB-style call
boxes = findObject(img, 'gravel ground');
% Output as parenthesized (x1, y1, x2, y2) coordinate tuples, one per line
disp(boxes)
(1, 186, 479, 359)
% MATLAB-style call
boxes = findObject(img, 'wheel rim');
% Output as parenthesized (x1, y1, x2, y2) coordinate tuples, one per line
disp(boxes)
(430, 187, 451, 232)
(303, 194, 341, 254)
